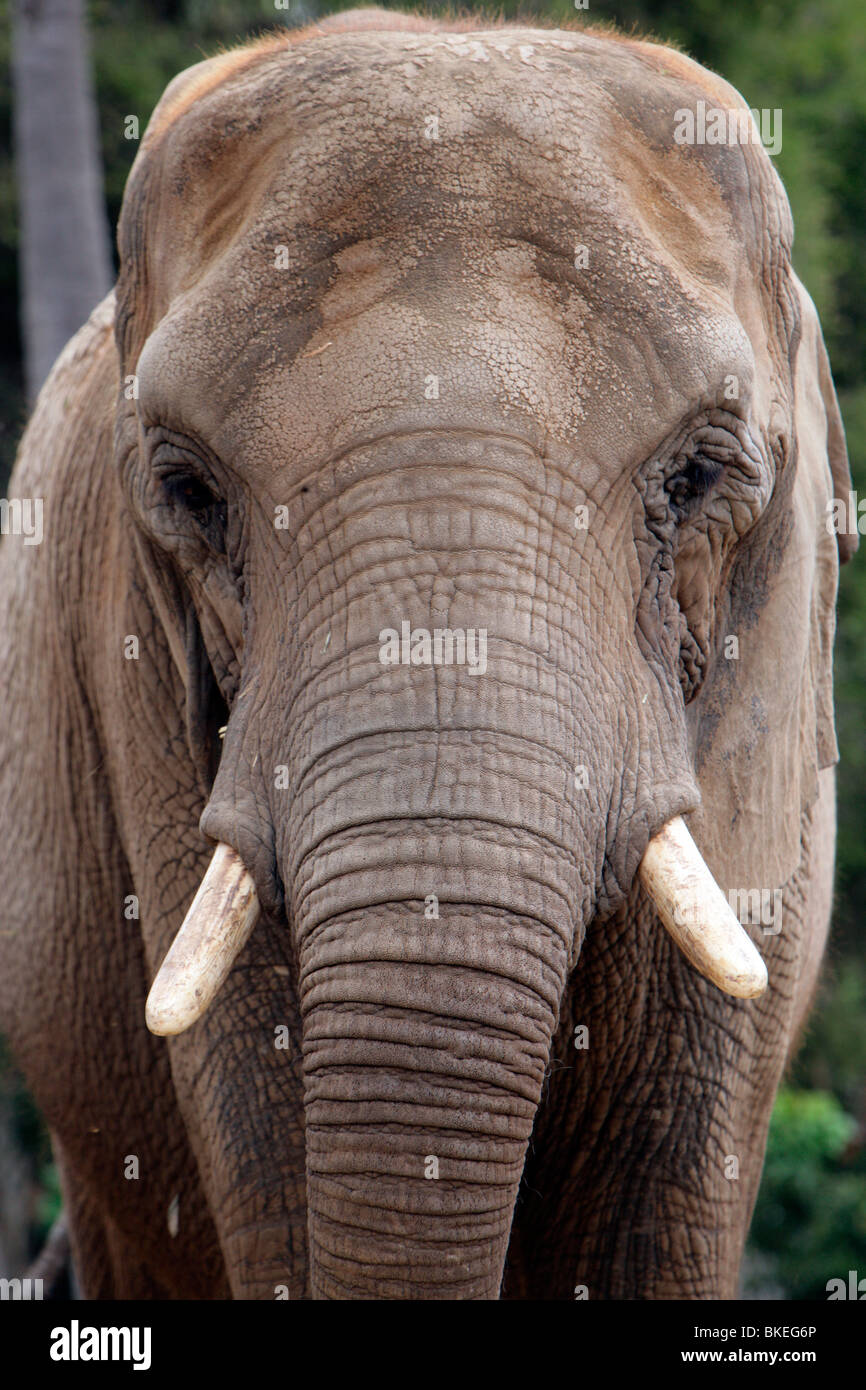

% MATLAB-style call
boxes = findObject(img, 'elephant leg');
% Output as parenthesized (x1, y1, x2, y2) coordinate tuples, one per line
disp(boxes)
(55, 1139, 231, 1300)
(56, 1152, 178, 1299)
(56, 1150, 117, 1299)
(101, 1219, 186, 1299)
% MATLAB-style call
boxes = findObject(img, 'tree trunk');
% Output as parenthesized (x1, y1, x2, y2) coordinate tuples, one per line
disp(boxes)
(12, 0, 113, 401)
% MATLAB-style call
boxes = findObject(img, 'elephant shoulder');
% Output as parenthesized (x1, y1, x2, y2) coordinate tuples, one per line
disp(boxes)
(10, 290, 118, 501)
(0, 291, 120, 691)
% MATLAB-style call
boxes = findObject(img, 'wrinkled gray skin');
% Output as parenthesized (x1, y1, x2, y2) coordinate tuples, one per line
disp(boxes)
(0, 11, 854, 1299)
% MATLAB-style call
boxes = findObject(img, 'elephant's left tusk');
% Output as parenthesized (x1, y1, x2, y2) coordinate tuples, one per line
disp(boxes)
(638, 816, 768, 999)
(145, 843, 261, 1036)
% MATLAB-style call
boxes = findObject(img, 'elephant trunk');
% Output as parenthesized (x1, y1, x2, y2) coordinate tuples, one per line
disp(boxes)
(298, 892, 568, 1300)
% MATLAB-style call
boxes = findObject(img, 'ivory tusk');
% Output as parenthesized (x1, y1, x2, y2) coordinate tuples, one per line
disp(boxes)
(638, 816, 768, 999)
(145, 843, 261, 1036)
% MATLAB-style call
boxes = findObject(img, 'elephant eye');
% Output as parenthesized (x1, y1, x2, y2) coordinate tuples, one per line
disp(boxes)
(667, 454, 724, 519)
(159, 466, 228, 548)
(163, 470, 218, 513)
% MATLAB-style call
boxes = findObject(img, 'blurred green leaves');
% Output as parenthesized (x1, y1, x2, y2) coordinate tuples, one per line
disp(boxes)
(749, 1088, 866, 1300)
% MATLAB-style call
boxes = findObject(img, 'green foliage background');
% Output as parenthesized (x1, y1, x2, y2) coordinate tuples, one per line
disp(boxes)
(0, 0, 863, 1296)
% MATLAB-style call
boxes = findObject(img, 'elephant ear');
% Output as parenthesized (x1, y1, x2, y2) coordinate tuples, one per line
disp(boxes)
(687, 273, 854, 892)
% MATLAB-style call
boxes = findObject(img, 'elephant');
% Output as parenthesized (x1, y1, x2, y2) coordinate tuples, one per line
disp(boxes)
(0, 8, 855, 1300)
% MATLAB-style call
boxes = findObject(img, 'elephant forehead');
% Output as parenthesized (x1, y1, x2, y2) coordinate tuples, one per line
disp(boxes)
(129, 28, 769, 464)
(136, 242, 751, 481)
(141, 27, 760, 301)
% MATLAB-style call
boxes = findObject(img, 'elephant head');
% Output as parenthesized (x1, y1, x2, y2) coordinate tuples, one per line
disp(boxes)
(98, 14, 850, 1298)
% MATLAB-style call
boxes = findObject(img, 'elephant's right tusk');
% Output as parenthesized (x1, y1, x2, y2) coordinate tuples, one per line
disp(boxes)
(145, 843, 261, 1036)
(638, 816, 768, 999)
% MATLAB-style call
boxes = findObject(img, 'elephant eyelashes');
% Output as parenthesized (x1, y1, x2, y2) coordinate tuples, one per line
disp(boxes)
(158, 467, 228, 549)
(164, 471, 217, 512)
(666, 454, 724, 520)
